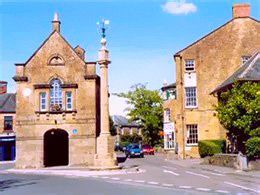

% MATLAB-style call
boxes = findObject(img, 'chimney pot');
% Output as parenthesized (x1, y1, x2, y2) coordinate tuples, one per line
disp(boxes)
(232, 3, 251, 18)
(0, 81, 7, 94)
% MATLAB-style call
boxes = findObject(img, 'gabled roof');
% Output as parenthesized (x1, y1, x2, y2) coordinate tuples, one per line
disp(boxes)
(0, 93, 16, 113)
(16, 30, 87, 66)
(174, 17, 259, 57)
(112, 115, 141, 127)
(211, 51, 260, 94)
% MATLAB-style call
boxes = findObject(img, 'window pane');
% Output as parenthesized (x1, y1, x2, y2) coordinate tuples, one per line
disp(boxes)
(4, 116, 13, 130)
(40, 92, 47, 111)
(50, 79, 62, 111)
(66, 92, 72, 110)
(186, 124, 198, 145)
(185, 87, 197, 107)
(185, 60, 195, 71)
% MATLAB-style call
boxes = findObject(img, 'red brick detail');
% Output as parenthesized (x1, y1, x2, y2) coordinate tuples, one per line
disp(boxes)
(233, 4, 251, 18)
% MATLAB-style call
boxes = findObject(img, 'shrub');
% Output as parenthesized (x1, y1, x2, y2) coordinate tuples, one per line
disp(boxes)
(210, 139, 226, 152)
(120, 133, 142, 145)
(246, 137, 260, 160)
(199, 139, 226, 158)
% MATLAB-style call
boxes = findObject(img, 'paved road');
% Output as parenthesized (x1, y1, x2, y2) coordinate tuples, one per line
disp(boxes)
(118, 154, 260, 194)
(0, 154, 259, 194)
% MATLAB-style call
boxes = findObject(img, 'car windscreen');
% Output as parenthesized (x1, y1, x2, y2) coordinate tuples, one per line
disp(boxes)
(131, 145, 140, 149)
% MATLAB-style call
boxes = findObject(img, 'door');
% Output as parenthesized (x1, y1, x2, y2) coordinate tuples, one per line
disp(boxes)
(44, 129, 69, 167)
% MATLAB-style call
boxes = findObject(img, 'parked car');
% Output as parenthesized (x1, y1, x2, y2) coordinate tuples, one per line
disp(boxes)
(125, 144, 144, 158)
(114, 144, 124, 152)
(142, 144, 155, 155)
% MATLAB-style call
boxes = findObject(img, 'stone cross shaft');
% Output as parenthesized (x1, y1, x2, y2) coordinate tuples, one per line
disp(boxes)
(98, 38, 110, 135)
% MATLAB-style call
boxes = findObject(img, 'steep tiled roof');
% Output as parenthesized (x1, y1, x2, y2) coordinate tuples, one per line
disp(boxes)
(211, 51, 260, 94)
(0, 93, 16, 113)
(112, 115, 141, 127)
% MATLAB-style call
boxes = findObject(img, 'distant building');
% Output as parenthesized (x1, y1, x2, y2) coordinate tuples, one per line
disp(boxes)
(161, 83, 176, 150)
(112, 115, 142, 143)
(169, 3, 260, 158)
(0, 82, 16, 161)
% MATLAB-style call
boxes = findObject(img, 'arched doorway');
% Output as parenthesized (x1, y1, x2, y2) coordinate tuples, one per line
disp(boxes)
(44, 129, 68, 167)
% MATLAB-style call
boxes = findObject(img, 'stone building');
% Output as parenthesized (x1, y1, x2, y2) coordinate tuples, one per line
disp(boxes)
(13, 14, 103, 168)
(112, 115, 142, 143)
(0, 82, 16, 161)
(170, 4, 260, 158)
(161, 83, 176, 150)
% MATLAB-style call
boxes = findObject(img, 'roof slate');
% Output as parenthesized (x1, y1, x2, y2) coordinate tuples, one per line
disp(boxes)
(211, 51, 260, 94)
(0, 93, 16, 113)
(112, 115, 140, 127)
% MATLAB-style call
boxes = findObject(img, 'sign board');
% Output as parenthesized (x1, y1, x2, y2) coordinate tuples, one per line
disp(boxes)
(163, 122, 175, 134)
(72, 129, 78, 135)
(184, 72, 197, 87)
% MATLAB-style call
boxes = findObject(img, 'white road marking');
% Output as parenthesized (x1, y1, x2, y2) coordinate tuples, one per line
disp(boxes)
(124, 179, 133, 182)
(186, 171, 210, 179)
(201, 170, 224, 176)
(215, 190, 229, 194)
(163, 169, 180, 176)
(179, 186, 192, 189)
(196, 188, 211, 191)
(91, 175, 99, 178)
(147, 181, 159, 185)
(224, 181, 259, 193)
(209, 172, 224, 176)
(111, 177, 120, 180)
(214, 169, 226, 174)
(134, 180, 145, 183)
(162, 183, 173, 187)
(101, 176, 109, 179)
(162, 166, 177, 170)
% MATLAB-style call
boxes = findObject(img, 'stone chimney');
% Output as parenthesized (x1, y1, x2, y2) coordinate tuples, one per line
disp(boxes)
(52, 12, 61, 33)
(233, 3, 251, 19)
(0, 81, 7, 94)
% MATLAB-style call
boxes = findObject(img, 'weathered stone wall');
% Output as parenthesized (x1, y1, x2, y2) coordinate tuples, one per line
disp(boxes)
(14, 30, 99, 168)
(173, 17, 260, 158)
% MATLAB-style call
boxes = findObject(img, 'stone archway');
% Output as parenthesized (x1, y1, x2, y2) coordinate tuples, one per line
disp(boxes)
(44, 129, 68, 167)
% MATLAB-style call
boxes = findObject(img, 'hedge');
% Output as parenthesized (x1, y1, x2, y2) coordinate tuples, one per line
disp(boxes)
(246, 137, 260, 160)
(198, 139, 226, 158)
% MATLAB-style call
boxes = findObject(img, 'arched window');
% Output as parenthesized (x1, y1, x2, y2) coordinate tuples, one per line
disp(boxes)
(48, 54, 65, 66)
(50, 79, 62, 111)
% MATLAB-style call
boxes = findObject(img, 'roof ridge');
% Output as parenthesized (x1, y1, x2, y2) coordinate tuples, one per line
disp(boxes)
(239, 52, 260, 78)
(21, 30, 87, 66)
(174, 17, 259, 57)
(0, 94, 11, 109)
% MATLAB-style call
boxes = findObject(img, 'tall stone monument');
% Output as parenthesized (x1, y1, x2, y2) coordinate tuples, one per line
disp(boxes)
(93, 21, 118, 169)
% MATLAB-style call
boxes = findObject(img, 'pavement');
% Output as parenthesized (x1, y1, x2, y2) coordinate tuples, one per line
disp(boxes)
(0, 153, 260, 194)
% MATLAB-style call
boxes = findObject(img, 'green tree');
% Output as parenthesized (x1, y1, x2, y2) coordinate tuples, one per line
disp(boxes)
(117, 84, 163, 146)
(216, 82, 260, 154)
(109, 116, 117, 136)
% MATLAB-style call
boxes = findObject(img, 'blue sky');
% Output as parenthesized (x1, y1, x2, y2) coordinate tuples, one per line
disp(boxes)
(0, 0, 259, 115)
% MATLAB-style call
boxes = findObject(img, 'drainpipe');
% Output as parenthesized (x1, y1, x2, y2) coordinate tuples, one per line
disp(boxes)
(180, 56, 186, 159)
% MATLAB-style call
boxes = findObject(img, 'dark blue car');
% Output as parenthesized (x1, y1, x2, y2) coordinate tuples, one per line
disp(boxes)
(125, 144, 144, 158)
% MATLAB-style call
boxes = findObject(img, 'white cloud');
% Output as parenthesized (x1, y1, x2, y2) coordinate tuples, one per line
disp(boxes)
(162, 0, 197, 15)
